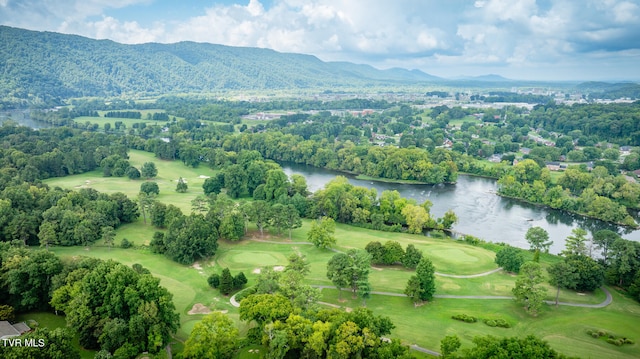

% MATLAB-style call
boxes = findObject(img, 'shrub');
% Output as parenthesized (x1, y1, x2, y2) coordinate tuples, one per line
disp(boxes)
(120, 238, 133, 248)
(452, 314, 477, 323)
(483, 318, 511, 328)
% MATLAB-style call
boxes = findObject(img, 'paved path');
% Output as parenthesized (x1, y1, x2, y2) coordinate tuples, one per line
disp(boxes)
(435, 267, 503, 278)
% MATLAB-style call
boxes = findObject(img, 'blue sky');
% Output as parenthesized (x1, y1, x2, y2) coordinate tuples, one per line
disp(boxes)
(1, 0, 639, 81)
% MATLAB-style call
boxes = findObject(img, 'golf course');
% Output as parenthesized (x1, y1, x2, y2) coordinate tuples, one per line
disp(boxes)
(44, 149, 640, 358)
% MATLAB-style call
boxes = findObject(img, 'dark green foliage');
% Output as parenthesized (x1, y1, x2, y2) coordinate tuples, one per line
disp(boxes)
(120, 238, 133, 248)
(414, 257, 436, 301)
(565, 255, 605, 292)
(495, 246, 525, 273)
(219, 268, 234, 295)
(365, 241, 385, 264)
(462, 335, 571, 358)
(203, 175, 224, 195)
(140, 162, 158, 179)
(140, 181, 160, 195)
(233, 272, 248, 289)
(383, 240, 405, 265)
(402, 244, 423, 269)
(164, 213, 218, 265)
(126, 166, 141, 179)
(150, 232, 166, 254)
(208, 273, 221, 288)
(586, 329, 635, 347)
(1, 248, 63, 311)
(50, 259, 179, 354)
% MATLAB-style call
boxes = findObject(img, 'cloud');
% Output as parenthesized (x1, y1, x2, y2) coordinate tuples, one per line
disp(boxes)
(0, 0, 639, 80)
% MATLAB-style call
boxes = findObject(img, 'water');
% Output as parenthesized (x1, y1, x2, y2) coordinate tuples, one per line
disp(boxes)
(282, 162, 640, 254)
(0, 110, 53, 129)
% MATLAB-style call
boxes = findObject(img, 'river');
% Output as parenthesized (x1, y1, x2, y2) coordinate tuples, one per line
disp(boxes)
(0, 110, 53, 129)
(282, 163, 640, 254)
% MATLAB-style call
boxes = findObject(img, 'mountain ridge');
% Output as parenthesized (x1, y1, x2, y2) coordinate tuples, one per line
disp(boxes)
(0, 25, 441, 105)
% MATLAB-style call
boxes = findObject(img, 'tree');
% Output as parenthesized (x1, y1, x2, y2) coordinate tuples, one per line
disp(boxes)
(382, 240, 405, 265)
(140, 161, 158, 178)
(126, 166, 141, 180)
(203, 175, 224, 195)
(233, 272, 248, 289)
(609, 238, 638, 286)
(327, 253, 351, 300)
(512, 261, 546, 316)
(401, 204, 430, 234)
(219, 268, 234, 295)
(415, 257, 436, 301)
(308, 216, 336, 249)
(140, 181, 160, 195)
(440, 335, 461, 359)
(463, 335, 568, 358)
(176, 177, 188, 193)
(224, 164, 248, 198)
(357, 279, 371, 306)
(404, 275, 424, 307)
(525, 226, 552, 258)
(208, 273, 220, 288)
(247, 200, 271, 237)
(365, 241, 385, 265)
(282, 204, 302, 240)
(562, 228, 589, 257)
(101, 226, 115, 251)
(593, 229, 620, 264)
(402, 244, 423, 269)
(0, 327, 81, 359)
(285, 252, 310, 276)
(137, 192, 156, 225)
(164, 213, 218, 265)
(38, 220, 56, 250)
(183, 312, 239, 359)
(495, 246, 525, 273)
(239, 293, 293, 327)
(547, 261, 578, 306)
(563, 255, 604, 292)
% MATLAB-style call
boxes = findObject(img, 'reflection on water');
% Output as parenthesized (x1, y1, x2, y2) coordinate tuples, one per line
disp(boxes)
(282, 162, 640, 254)
(0, 110, 53, 129)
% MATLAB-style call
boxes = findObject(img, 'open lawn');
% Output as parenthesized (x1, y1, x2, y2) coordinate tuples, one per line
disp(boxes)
(45, 149, 219, 213)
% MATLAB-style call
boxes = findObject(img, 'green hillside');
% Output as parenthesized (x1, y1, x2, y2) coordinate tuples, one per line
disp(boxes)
(0, 25, 439, 107)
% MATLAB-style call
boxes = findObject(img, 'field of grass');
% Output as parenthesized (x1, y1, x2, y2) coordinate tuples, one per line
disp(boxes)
(42, 154, 640, 358)
(45, 149, 218, 213)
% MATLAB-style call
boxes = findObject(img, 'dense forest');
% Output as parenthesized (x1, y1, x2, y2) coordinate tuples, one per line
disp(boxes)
(0, 26, 440, 108)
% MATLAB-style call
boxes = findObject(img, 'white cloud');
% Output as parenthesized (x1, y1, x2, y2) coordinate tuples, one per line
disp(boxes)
(0, 0, 639, 80)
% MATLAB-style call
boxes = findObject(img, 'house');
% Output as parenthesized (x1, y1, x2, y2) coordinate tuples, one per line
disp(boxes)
(621, 146, 631, 155)
(521, 147, 531, 155)
(0, 321, 30, 339)
(546, 162, 561, 171)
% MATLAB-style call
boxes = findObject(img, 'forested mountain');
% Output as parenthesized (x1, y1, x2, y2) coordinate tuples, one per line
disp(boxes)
(0, 26, 439, 107)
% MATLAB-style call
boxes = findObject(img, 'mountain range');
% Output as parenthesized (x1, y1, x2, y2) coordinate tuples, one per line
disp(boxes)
(0, 25, 443, 104)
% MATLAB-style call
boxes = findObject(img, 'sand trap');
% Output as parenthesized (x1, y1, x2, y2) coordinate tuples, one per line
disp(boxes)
(252, 268, 261, 274)
(192, 262, 203, 270)
(176, 178, 188, 183)
(371, 266, 383, 271)
(199, 175, 210, 179)
(273, 266, 285, 272)
(188, 303, 211, 315)
(345, 307, 353, 313)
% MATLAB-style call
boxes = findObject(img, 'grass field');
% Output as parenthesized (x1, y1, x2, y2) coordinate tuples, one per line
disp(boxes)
(43, 152, 640, 358)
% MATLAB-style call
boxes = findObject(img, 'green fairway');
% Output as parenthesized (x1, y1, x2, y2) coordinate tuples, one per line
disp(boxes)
(45, 149, 219, 213)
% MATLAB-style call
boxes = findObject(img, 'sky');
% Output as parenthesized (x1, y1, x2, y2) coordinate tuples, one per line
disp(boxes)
(1, 0, 639, 81)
